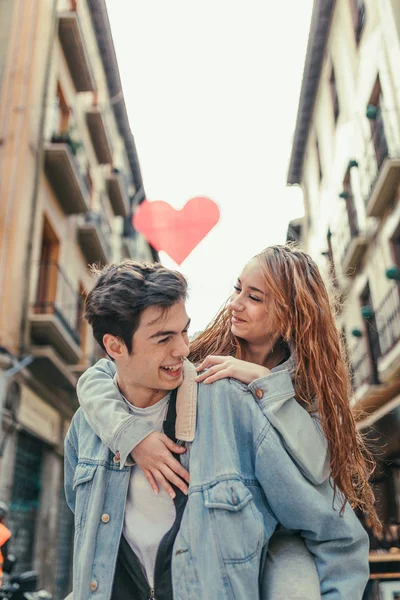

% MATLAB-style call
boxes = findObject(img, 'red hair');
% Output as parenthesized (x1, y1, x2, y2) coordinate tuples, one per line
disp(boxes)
(190, 245, 380, 529)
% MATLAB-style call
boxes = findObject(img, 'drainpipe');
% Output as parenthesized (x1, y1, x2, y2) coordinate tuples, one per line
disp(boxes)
(19, 0, 58, 355)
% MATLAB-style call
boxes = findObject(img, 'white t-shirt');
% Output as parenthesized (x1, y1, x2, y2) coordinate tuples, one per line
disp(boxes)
(122, 393, 176, 588)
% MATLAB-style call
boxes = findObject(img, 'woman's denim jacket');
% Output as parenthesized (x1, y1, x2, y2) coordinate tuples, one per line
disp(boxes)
(65, 360, 369, 599)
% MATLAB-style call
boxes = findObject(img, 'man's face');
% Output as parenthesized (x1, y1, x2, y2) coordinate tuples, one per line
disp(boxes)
(120, 301, 191, 393)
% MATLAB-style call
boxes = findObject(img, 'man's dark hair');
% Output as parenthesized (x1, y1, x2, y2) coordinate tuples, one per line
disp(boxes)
(85, 261, 188, 354)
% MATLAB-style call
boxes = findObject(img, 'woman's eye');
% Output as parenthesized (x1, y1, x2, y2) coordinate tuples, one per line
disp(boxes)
(158, 337, 170, 344)
(233, 286, 241, 293)
(249, 296, 261, 302)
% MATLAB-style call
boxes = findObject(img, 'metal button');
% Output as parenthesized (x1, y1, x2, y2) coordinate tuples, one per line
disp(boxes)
(255, 389, 264, 399)
(113, 454, 120, 464)
(90, 580, 98, 591)
(101, 513, 110, 523)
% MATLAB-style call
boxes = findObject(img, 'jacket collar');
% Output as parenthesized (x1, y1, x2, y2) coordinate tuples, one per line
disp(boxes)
(175, 347, 298, 443)
(176, 361, 198, 442)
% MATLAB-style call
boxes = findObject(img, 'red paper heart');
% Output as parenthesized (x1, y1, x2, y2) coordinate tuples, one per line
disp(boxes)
(133, 197, 220, 265)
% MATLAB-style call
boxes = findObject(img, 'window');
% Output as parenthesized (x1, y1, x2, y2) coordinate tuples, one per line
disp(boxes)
(35, 217, 60, 314)
(392, 223, 400, 267)
(316, 136, 323, 181)
(76, 283, 87, 353)
(330, 67, 340, 123)
(326, 228, 338, 287)
(360, 282, 381, 384)
(368, 77, 388, 169)
(343, 169, 359, 238)
(350, 0, 366, 44)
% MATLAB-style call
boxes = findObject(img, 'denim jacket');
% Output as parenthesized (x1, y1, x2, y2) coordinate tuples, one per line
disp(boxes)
(77, 355, 330, 484)
(65, 364, 369, 599)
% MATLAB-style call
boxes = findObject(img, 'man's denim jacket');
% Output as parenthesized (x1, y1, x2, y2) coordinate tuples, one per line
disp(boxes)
(65, 361, 369, 599)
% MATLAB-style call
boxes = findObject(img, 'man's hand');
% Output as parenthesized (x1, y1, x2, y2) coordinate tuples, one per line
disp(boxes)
(195, 355, 270, 385)
(131, 432, 189, 499)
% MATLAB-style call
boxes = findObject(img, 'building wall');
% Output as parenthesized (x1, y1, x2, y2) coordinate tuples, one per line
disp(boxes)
(0, 0, 152, 595)
(293, 0, 400, 540)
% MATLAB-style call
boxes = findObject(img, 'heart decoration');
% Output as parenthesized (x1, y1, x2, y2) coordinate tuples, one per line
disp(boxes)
(133, 197, 220, 265)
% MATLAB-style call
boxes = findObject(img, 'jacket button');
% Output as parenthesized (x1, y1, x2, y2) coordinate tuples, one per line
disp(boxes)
(255, 389, 264, 399)
(90, 580, 98, 591)
(101, 513, 110, 523)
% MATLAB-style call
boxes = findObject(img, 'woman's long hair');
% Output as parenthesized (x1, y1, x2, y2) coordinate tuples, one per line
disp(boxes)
(190, 244, 380, 529)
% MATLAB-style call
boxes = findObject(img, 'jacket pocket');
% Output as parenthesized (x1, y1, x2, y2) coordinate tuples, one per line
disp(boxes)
(72, 463, 97, 531)
(204, 479, 263, 563)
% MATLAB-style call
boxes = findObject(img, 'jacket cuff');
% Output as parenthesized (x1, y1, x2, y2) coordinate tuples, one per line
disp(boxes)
(112, 417, 155, 470)
(248, 369, 295, 409)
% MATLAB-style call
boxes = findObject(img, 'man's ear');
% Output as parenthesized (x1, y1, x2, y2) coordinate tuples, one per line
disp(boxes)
(103, 334, 125, 359)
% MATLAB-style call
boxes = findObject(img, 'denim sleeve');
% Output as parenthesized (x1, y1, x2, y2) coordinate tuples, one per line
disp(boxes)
(249, 370, 330, 485)
(76, 358, 154, 468)
(64, 431, 78, 514)
(255, 425, 369, 599)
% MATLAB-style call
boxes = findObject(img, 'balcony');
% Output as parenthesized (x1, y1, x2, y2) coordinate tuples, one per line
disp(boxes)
(30, 262, 83, 365)
(361, 107, 400, 218)
(86, 107, 113, 165)
(29, 346, 78, 393)
(336, 199, 368, 276)
(44, 135, 90, 214)
(77, 211, 112, 265)
(351, 322, 400, 421)
(58, 12, 96, 92)
(376, 284, 400, 383)
(106, 169, 129, 217)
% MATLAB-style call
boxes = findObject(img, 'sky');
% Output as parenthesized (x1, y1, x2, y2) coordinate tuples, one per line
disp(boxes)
(106, 0, 313, 333)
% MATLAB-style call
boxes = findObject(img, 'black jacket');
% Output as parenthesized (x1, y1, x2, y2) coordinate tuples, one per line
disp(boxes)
(111, 389, 187, 600)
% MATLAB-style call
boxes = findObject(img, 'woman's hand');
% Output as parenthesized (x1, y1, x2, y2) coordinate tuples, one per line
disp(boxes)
(195, 355, 270, 385)
(131, 432, 190, 499)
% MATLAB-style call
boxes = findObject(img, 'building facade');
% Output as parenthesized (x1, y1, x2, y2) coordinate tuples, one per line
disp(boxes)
(0, 1, 155, 596)
(287, 0, 400, 594)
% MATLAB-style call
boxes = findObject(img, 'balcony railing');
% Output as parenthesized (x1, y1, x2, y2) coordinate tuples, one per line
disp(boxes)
(33, 262, 80, 345)
(351, 344, 374, 391)
(44, 131, 90, 214)
(77, 211, 112, 265)
(376, 284, 400, 358)
(30, 262, 82, 364)
(360, 107, 400, 217)
(335, 199, 368, 276)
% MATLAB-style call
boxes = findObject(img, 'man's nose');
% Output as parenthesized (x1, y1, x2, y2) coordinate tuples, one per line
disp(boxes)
(172, 336, 190, 359)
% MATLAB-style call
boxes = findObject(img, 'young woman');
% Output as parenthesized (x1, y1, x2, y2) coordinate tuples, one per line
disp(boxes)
(76, 244, 377, 597)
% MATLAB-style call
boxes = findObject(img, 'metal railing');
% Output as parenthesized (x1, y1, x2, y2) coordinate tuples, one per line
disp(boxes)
(359, 106, 400, 209)
(337, 216, 352, 268)
(33, 262, 81, 345)
(376, 284, 400, 358)
(351, 324, 382, 391)
(351, 344, 373, 390)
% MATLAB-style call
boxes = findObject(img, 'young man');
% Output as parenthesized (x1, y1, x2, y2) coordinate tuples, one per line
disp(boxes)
(65, 261, 369, 600)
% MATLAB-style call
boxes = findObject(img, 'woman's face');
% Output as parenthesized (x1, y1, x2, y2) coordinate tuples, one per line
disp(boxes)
(230, 258, 279, 345)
